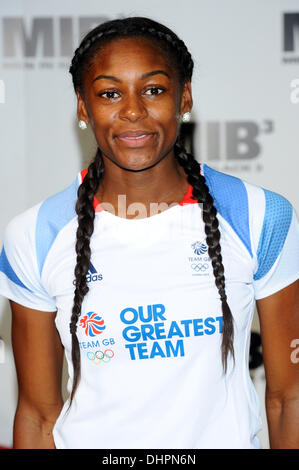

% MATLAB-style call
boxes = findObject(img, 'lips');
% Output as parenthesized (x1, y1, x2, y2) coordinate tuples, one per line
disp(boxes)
(116, 130, 155, 147)
(117, 130, 154, 138)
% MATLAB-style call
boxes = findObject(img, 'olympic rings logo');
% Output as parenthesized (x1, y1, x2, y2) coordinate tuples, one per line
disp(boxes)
(191, 263, 209, 272)
(87, 349, 115, 365)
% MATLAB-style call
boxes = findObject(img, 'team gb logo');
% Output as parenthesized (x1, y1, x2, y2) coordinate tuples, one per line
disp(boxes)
(191, 241, 208, 255)
(80, 312, 106, 337)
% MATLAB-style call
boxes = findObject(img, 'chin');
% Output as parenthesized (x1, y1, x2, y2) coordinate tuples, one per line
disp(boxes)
(118, 157, 159, 172)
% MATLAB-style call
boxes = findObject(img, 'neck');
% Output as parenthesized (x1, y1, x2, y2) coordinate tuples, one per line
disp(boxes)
(95, 149, 190, 218)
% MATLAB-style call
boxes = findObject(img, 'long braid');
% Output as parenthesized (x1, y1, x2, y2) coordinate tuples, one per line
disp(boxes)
(68, 17, 234, 404)
(69, 150, 104, 405)
(175, 140, 235, 371)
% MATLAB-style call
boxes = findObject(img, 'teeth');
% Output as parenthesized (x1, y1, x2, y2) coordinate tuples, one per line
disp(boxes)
(124, 134, 147, 139)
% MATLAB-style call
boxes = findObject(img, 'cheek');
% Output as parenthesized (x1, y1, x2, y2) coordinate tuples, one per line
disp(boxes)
(90, 110, 116, 144)
(151, 99, 178, 123)
(154, 108, 179, 141)
(90, 106, 114, 127)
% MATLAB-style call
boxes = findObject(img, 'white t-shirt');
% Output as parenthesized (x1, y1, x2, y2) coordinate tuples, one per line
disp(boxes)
(0, 163, 298, 449)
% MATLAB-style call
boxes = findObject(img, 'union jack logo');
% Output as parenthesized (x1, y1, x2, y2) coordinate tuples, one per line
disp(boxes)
(80, 312, 106, 337)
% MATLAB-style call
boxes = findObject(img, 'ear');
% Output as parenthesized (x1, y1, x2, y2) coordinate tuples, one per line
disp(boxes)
(76, 90, 90, 125)
(179, 80, 193, 116)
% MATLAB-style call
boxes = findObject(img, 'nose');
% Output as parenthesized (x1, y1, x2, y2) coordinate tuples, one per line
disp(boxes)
(119, 92, 148, 122)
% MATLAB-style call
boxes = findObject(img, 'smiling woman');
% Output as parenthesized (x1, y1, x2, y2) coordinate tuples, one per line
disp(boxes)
(0, 16, 298, 450)
(76, 36, 190, 182)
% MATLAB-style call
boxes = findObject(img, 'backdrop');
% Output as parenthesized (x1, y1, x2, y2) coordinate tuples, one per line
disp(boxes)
(0, 0, 298, 449)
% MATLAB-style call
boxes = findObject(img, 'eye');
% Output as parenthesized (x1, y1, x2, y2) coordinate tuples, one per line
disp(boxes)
(98, 90, 120, 101)
(144, 87, 165, 96)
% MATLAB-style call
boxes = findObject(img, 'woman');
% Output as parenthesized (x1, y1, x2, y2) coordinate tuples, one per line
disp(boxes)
(0, 17, 298, 450)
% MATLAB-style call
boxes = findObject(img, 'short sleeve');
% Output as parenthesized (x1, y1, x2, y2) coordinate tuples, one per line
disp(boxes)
(253, 190, 299, 300)
(0, 206, 57, 312)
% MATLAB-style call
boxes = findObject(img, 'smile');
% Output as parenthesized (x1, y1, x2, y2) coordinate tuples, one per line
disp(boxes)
(125, 134, 148, 140)
(116, 133, 155, 147)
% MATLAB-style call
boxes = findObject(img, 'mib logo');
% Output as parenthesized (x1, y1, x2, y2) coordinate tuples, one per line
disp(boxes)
(72, 262, 103, 285)
(282, 13, 299, 63)
(1, 16, 110, 68)
(181, 118, 272, 175)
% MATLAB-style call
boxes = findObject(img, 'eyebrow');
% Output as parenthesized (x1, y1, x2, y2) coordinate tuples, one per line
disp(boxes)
(141, 70, 170, 79)
(92, 70, 170, 83)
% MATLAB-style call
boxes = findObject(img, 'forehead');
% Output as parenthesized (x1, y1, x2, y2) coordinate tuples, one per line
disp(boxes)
(84, 36, 176, 79)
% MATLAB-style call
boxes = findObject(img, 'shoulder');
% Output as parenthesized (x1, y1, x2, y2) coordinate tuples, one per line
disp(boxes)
(2, 173, 80, 275)
(35, 174, 80, 234)
(202, 163, 296, 259)
(5, 173, 80, 237)
(202, 163, 293, 214)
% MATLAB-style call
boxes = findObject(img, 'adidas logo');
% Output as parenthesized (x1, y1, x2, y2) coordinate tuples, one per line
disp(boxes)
(86, 262, 103, 283)
(73, 262, 103, 285)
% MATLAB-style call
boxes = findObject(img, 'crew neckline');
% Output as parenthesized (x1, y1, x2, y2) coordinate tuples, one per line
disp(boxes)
(80, 163, 205, 221)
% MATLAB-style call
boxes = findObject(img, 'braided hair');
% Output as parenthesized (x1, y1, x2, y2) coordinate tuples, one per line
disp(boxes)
(68, 17, 234, 406)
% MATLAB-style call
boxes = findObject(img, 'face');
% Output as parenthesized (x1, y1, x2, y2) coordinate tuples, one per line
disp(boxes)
(77, 37, 192, 172)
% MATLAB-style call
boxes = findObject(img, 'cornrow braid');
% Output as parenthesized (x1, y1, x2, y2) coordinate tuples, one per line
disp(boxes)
(68, 149, 104, 406)
(69, 17, 194, 95)
(174, 139, 235, 371)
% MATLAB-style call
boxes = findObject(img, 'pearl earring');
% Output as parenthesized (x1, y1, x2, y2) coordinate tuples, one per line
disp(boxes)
(78, 120, 87, 130)
(181, 112, 191, 123)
